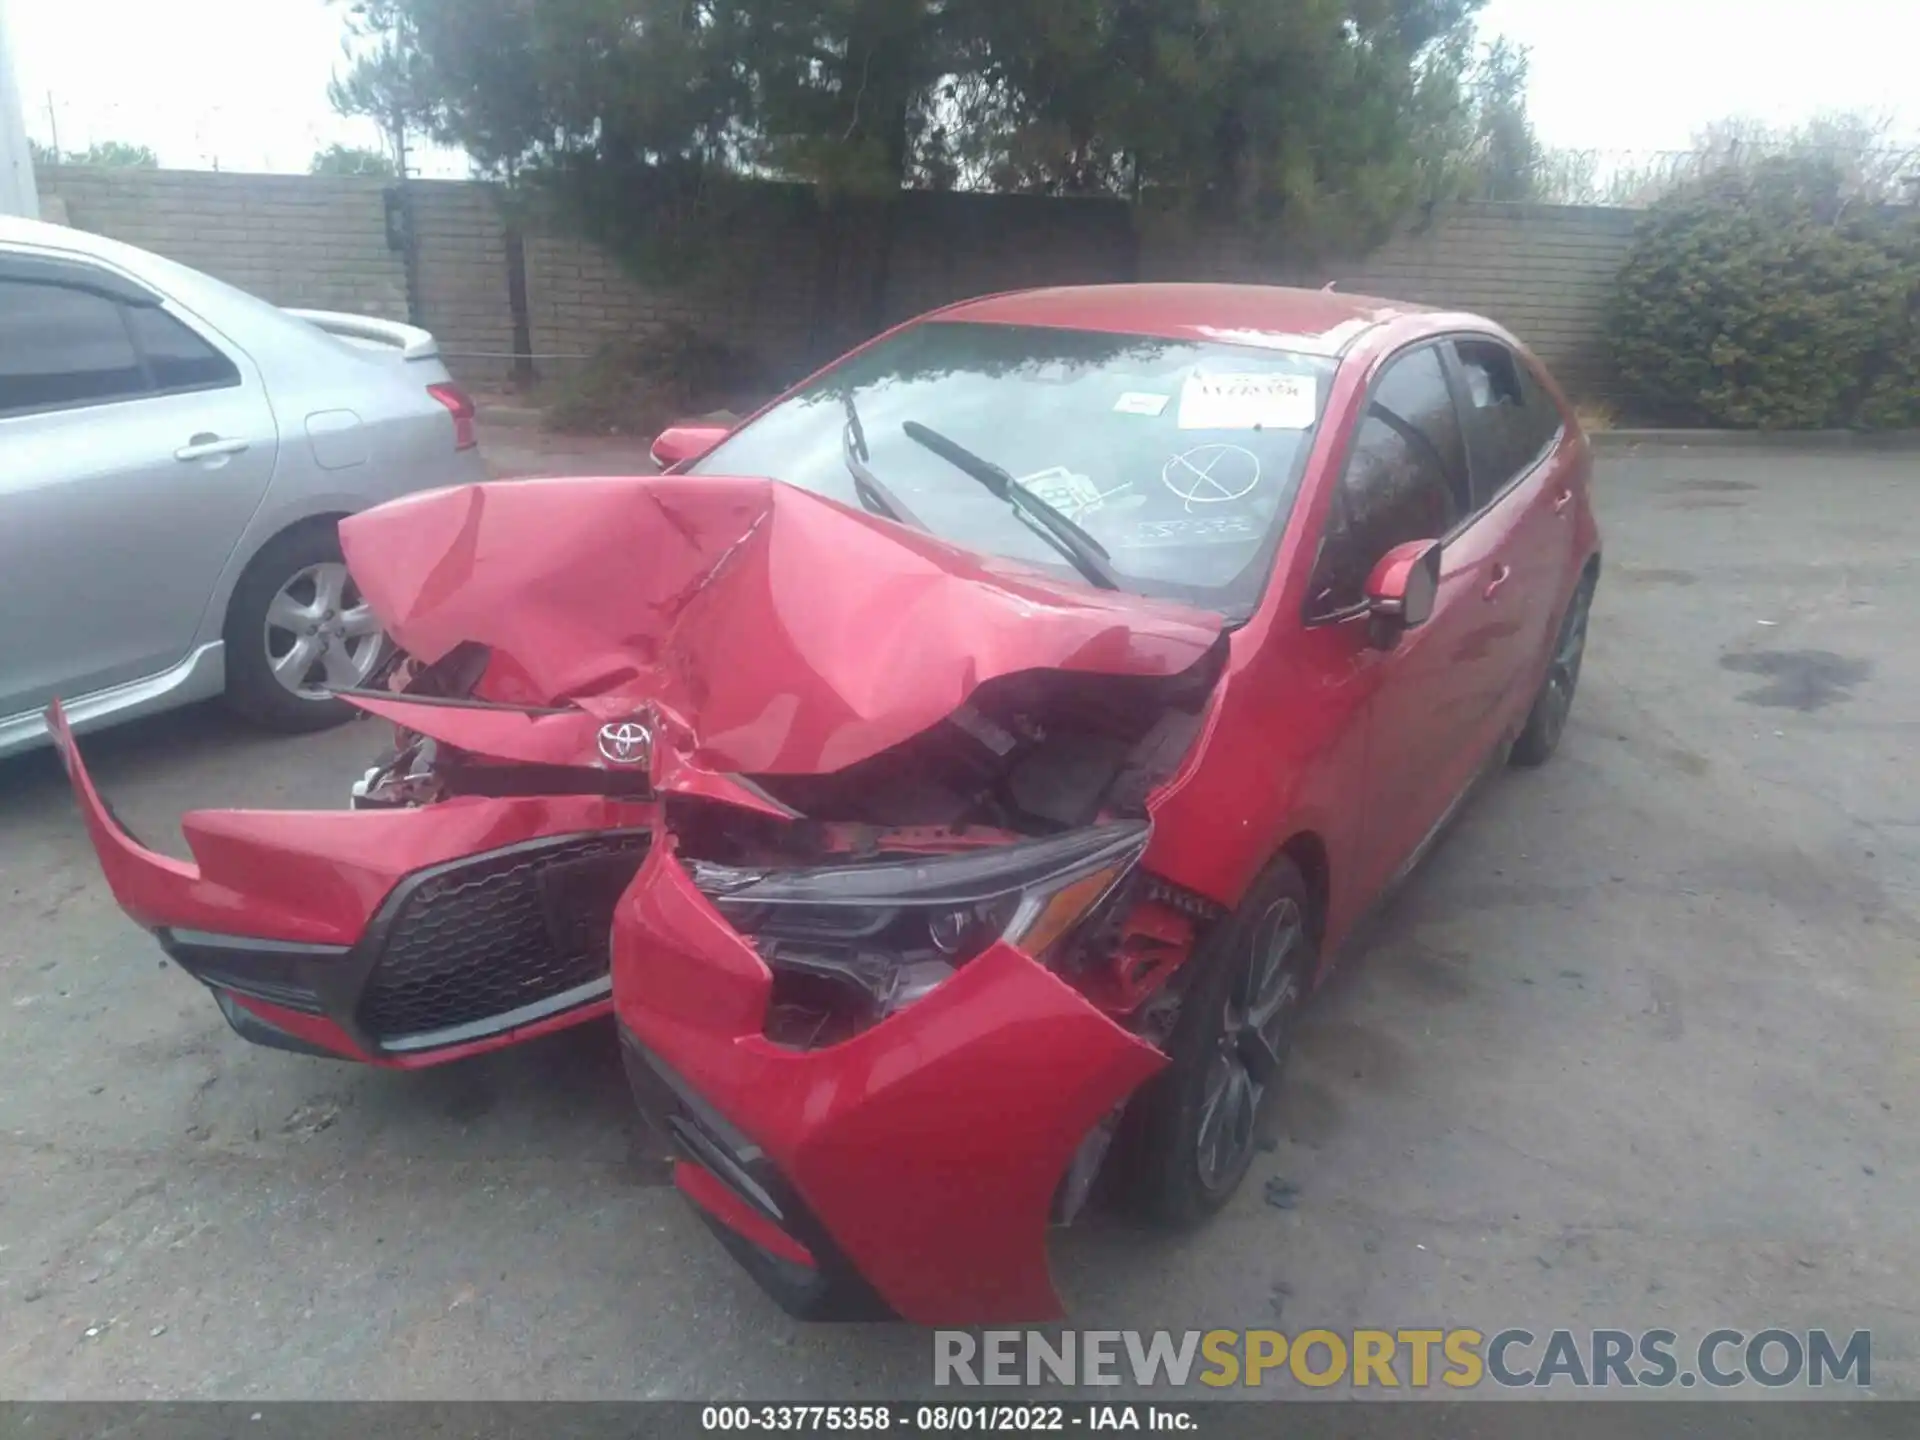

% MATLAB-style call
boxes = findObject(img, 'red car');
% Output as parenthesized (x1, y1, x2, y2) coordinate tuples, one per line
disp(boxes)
(53, 285, 1600, 1326)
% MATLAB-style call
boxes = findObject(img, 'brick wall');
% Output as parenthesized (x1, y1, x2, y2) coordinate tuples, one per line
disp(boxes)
(42, 167, 410, 321)
(409, 181, 517, 382)
(38, 169, 1640, 397)
(1138, 203, 1639, 397)
(518, 195, 825, 377)
(881, 191, 1139, 327)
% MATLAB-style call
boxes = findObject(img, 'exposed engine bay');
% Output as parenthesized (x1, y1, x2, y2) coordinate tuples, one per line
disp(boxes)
(749, 652, 1227, 836)
(348, 631, 1228, 1067)
(356, 634, 1225, 826)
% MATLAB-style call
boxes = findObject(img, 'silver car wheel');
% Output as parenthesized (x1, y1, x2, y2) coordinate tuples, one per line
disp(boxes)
(263, 562, 385, 700)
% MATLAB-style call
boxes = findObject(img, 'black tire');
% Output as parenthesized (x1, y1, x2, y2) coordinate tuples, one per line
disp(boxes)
(223, 521, 377, 734)
(1121, 855, 1318, 1228)
(1510, 570, 1596, 768)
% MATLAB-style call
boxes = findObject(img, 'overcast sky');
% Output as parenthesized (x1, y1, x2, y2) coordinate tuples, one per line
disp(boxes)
(8, 0, 1919, 176)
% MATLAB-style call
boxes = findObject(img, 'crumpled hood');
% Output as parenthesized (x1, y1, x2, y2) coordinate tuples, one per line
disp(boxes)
(338, 475, 1224, 777)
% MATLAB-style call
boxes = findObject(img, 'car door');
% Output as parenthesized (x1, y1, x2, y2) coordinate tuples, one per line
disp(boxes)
(1302, 342, 1513, 900)
(1445, 337, 1575, 731)
(0, 253, 280, 720)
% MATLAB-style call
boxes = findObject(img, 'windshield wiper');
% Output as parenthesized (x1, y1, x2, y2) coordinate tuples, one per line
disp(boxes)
(899, 420, 1122, 591)
(840, 396, 926, 531)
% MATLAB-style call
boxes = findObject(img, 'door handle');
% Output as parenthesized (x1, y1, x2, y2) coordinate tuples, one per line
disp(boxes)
(175, 435, 250, 462)
(1484, 563, 1513, 601)
(1553, 489, 1575, 515)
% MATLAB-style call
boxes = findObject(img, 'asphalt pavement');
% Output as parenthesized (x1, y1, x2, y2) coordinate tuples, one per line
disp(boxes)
(0, 440, 1914, 1400)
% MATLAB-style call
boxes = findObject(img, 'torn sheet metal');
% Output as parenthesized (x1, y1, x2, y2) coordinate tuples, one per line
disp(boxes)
(338, 476, 1224, 778)
(611, 836, 1169, 1324)
(45, 697, 656, 945)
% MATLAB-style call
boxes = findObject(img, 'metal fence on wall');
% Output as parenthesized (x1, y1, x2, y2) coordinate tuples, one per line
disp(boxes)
(26, 93, 472, 179)
(1473, 143, 1920, 207)
(26, 84, 1920, 210)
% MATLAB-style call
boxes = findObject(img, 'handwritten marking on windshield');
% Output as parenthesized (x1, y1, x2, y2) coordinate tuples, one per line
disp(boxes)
(1162, 445, 1263, 510)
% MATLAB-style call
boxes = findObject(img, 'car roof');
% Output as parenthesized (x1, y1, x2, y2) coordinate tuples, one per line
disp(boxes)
(933, 283, 1438, 358)
(0, 212, 129, 259)
(0, 213, 209, 298)
(0, 213, 312, 338)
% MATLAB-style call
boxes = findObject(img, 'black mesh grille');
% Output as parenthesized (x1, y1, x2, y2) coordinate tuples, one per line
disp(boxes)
(356, 832, 650, 1043)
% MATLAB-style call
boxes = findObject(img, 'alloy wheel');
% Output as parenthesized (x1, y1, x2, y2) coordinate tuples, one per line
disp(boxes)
(263, 562, 385, 700)
(1535, 585, 1592, 750)
(1195, 896, 1305, 1193)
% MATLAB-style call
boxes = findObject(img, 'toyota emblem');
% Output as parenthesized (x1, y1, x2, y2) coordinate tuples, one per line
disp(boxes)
(597, 721, 652, 767)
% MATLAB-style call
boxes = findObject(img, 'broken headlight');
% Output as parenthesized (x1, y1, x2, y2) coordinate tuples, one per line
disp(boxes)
(691, 821, 1149, 1043)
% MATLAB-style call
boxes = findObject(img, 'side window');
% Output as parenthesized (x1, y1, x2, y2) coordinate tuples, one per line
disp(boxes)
(126, 305, 241, 392)
(1373, 344, 1470, 515)
(1453, 339, 1564, 507)
(0, 279, 147, 415)
(1307, 346, 1463, 618)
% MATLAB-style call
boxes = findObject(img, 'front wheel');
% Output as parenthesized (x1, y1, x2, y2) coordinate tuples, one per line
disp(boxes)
(1120, 856, 1317, 1227)
(223, 523, 387, 733)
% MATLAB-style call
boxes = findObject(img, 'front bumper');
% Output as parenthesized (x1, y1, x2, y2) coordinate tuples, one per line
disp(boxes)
(47, 701, 656, 1067)
(160, 830, 651, 1063)
(54, 698, 1171, 1323)
(611, 837, 1167, 1326)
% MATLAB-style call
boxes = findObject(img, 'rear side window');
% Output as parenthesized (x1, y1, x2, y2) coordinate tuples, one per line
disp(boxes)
(0, 274, 240, 418)
(126, 305, 240, 391)
(1453, 339, 1563, 506)
(1307, 345, 1462, 618)
(0, 279, 145, 413)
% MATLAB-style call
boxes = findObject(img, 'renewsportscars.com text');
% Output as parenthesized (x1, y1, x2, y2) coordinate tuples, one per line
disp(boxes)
(933, 1328, 1871, 1390)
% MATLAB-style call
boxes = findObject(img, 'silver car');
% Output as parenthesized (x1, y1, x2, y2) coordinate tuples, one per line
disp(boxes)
(0, 215, 487, 757)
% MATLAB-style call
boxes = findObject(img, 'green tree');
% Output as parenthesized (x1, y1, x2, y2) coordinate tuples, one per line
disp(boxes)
(1463, 39, 1540, 201)
(310, 143, 398, 177)
(328, 0, 441, 176)
(368, 0, 1540, 350)
(957, 0, 1495, 239)
(382, 0, 1508, 237)
(374, 0, 749, 177)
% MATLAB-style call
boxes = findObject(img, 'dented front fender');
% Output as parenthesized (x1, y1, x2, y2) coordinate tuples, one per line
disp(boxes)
(612, 837, 1167, 1325)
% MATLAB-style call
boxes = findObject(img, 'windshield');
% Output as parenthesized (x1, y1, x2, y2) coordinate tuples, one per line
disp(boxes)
(689, 321, 1337, 617)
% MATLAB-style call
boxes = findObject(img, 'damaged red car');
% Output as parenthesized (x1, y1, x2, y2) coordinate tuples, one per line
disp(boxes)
(53, 285, 1601, 1326)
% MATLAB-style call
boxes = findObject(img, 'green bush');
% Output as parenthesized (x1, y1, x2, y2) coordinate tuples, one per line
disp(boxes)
(542, 324, 779, 437)
(1609, 157, 1920, 430)
(1856, 216, 1920, 430)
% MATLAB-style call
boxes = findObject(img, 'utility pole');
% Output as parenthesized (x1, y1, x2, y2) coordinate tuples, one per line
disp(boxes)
(0, 0, 42, 218)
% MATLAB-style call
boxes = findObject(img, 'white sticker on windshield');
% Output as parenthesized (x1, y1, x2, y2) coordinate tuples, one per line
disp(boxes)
(1018, 466, 1106, 519)
(1113, 391, 1171, 417)
(1177, 372, 1317, 431)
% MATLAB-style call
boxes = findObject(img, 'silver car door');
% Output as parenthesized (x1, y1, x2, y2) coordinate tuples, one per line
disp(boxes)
(0, 255, 280, 719)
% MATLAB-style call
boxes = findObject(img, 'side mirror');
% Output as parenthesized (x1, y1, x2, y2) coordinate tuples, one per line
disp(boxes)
(649, 422, 731, 471)
(1363, 539, 1442, 649)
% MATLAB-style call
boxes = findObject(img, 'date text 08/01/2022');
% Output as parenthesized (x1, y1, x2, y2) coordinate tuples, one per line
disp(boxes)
(700, 1406, 1195, 1432)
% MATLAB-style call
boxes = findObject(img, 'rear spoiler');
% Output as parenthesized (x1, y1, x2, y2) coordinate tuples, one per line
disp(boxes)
(286, 308, 439, 362)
